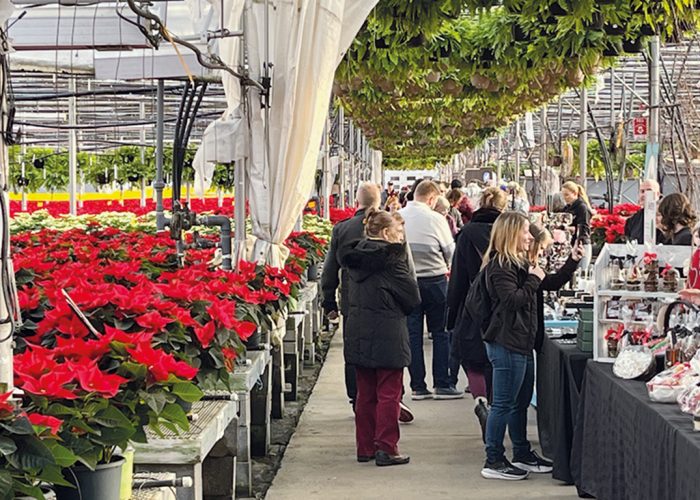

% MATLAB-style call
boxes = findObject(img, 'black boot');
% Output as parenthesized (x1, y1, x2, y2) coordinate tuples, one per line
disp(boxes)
(375, 450, 410, 466)
(474, 399, 489, 443)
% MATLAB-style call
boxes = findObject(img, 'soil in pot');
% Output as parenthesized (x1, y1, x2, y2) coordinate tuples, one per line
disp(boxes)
(55, 457, 125, 500)
(622, 38, 644, 53)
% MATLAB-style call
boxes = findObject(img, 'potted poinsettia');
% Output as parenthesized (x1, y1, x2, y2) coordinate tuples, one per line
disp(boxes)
(14, 328, 202, 500)
(0, 391, 79, 499)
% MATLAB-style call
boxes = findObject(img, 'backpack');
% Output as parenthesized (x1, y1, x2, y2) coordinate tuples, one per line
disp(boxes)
(464, 265, 493, 334)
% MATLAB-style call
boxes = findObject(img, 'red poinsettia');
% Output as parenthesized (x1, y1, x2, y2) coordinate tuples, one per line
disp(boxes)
(75, 363, 128, 398)
(27, 412, 63, 435)
(194, 321, 216, 348)
(0, 391, 14, 415)
(127, 342, 198, 382)
(19, 370, 78, 400)
(135, 311, 174, 332)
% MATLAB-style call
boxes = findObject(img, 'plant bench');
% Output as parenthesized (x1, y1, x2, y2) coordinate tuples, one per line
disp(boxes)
(230, 348, 272, 497)
(133, 399, 239, 500)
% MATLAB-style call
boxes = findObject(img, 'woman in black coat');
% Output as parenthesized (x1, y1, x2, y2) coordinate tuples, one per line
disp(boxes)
(342, 208, 420, 467)
(446, 187, 507, 437)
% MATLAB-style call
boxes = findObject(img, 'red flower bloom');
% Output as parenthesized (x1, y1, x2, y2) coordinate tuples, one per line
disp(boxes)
(135, 311, 174, 332)
(27, 413, 63, 435)
(127, 343, 198, 382)
(20, 370, 78, 400)
(194, 321, 216, 348)
(206, 299, 237, 330)
(17, 287, 41, 310)
(0, 391, 14, 415)
(75, 363, 128, 398)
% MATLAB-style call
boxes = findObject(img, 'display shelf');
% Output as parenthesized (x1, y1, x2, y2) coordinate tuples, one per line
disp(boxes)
(593, 243, 692, 361)
(597, 290, 679, 300)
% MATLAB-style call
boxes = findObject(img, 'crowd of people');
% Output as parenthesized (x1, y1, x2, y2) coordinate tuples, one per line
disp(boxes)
(320, 175, 700, 479)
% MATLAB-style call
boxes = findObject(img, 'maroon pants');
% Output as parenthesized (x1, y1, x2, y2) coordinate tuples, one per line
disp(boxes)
(354, 366, 403, 456)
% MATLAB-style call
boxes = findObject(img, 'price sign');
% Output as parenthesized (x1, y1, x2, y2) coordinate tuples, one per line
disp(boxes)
(633, 116, 648, 140)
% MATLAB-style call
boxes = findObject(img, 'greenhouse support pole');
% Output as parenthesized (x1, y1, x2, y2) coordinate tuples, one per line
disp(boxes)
(139, 102, 147, 208)
(155, 80, 166, 230)
(322, 114, 331, 219)
(348, 121, 355, 206)
(514, 120, 521, 184)
(580, 86, 588, 182)
(68, 78, 78, 216)
(20, 141, 26, 211)
(496, 134, 502, 185)
(644, 36, 661, 247)
(645, 36, 660, 181)
(234, 157, 246, 259)
(338, 106, 345, 209)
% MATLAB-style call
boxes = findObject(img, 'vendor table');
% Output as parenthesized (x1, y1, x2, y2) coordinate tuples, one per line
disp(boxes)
(536, 335, 591, 484)
(571, 361, 700, 500)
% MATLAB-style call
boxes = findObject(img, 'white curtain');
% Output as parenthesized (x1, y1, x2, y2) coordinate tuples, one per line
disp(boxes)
(194, 0, 377, 266)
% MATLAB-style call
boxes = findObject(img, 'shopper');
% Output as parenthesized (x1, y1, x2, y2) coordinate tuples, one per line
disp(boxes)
(507, 182, 530, 214)
(561, 181, 592, 270)
(478, 212, 545, 481)
(446, 187, 508, 440)
(657, 192, 697, 245)
(342, 209, 421, 466)
(447, 188, 465, 231)
(624, 179, 663, 244)
(451, 179, 463, 190)
(400, 180, 460, 400)
(322, 183, 415, 423)
(381, 181, 396, 207)
(434, 196, 458, 238)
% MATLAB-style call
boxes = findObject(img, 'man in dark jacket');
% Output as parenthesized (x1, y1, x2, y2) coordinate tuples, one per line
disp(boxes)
(624, 179, 663, 244)
(321, 182, 380, 408)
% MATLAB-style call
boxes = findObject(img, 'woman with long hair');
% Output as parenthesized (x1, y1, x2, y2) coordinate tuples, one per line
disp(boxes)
(657, 192, 697, 245)
(561, 181, 592, 270)
(446, 187, 508, 440)
(342, 209, 420, 466)
(479, 212, 544, 481)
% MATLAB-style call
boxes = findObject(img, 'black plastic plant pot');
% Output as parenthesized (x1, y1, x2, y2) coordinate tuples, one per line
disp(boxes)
(549, 2, 568, 16)
(543, 15, 559, 25)
(406, 34, 425, 48)
(55, 457, 124, 500)
(127, 174, 141, 182)
(33, 158, 44, 169)
(639, 24, 656, 36)
(16, 175, 29, 187)
(512, 23, 530, 42)
(604, 23, 626, 36)
(374, 37, 390, 49)
(96, 173, 110, 185)
(622, 38, 644, 53)
(602, 40, 623, 57)
(481, 48, 495, 61)
(588, 12, 604, 30)
(125, 154, 135, 163)
(439, 45, 452, 58)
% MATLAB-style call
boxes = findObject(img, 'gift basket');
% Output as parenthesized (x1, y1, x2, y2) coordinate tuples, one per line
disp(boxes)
(647, 363, 700, 403)
(661, 300, 700, 368)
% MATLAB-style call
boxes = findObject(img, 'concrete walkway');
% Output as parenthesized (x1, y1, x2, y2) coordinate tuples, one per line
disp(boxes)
(266, 332, 579, 500)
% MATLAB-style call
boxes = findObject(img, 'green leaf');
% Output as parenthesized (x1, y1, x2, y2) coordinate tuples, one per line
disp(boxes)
(7, 436, 55, 471)
(0, 417, 34, 435)
(141, 391, 167, 415)
(171, 382, 204, 404)
(0, 436, 17, 456)
(0, 470, 12, 496)
(44, 441, 78, 468)
(92, 406, 133, 430)
(36, 463, 74, 487)
(12, 482, 46, 500)
(160, 403, 189, 432)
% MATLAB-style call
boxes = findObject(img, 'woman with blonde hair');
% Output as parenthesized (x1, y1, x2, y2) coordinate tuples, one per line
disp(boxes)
(561, 181, 592, 269)
(446, 187, 508, 439)
(342, 208, 420, 466)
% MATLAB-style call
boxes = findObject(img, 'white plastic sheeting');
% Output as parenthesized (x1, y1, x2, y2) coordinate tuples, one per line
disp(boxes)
(194, 0, 377, 266)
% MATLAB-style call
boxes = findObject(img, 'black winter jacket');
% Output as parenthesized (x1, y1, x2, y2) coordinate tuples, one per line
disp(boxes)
(563, 198, 592, 245)
(624, 209, 665, 244)
(446, 207, 501, 330)
(483, 259, 542, 355)
(321, 209, 367, 316)
(342, 240, 421, 369)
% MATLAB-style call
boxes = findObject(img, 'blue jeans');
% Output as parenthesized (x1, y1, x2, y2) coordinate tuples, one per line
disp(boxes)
(484, 341, 534, 464)
(407, 275, 450, 391)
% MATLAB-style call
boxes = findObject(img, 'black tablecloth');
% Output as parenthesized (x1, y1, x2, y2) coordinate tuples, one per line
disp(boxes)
(536, 336, 592, 483)
(571, 361, 700, 500)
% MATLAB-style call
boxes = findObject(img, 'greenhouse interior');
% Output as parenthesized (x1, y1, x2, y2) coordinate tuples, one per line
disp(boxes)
(4, 0, 700, 499)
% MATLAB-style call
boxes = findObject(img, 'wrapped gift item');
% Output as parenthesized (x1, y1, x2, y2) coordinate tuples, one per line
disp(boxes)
(647, 363, 700, 403)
